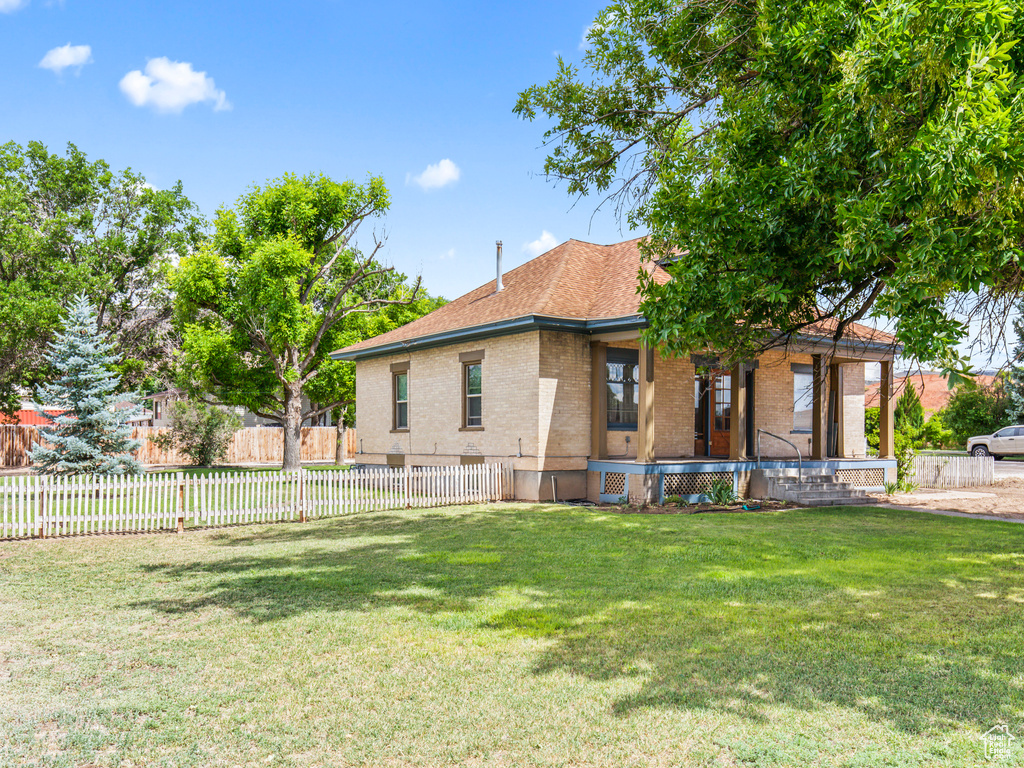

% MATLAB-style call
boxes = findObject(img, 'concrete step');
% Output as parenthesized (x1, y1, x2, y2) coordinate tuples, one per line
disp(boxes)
(794, 496, 875, 507)
(788, 490, 870, 502)
(750, 468, 878, 507)
(772, 477, 844, 487)
(759, 468, 832, 478)
(771, 480, 858, 492)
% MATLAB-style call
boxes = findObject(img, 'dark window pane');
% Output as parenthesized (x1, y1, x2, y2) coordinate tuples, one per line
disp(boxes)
(396, 402, 408, 429)
(467, 364, 482, 395)
(467, 395, 482, 426)
(607, 361, 639, 426)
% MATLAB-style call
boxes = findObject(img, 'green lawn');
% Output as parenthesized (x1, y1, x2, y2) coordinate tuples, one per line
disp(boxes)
(2, 505, 1022, 767)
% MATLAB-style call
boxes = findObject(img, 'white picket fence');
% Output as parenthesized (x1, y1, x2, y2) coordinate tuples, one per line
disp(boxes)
(911, 455, 994, 489)
(0, 463, 515, 540)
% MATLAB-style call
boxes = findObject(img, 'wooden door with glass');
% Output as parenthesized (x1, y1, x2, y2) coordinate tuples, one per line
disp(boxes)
(694, 371, 731, 457)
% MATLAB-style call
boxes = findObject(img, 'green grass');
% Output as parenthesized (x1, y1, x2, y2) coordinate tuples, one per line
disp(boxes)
(2, 505, 1022, 767)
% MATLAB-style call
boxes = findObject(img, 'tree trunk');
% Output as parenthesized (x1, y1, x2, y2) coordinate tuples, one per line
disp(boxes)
(335, 414, 346, 465)
(282, 382, 303, 472)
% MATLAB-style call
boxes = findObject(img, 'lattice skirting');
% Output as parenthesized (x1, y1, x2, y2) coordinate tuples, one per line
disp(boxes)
(602, 472, 626, 496)
(663, 471, 732, 497)
(835, 468, 885, 487)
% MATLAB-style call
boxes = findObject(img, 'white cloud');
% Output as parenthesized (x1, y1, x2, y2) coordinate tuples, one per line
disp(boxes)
(407, 158, 460, 190)
(523, 230, 558, 257)
(0, 0, 27, 13)
(119, 57, 230, 114)
(580, 13, 617, 50)
(39, 43, 92, 75)
(579, 23, 596, 50)
(440, 248, 456, 260)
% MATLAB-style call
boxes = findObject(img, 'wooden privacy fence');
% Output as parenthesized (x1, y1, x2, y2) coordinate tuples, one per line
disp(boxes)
(0, 425, 356, 467)
(911, 455, 994, 489)
(0, 462, 515, 539)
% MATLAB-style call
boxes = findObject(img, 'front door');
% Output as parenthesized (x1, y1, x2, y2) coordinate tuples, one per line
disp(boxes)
(694, 371, 731, 457)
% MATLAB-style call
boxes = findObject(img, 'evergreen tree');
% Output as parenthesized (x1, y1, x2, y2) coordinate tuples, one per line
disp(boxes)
(894, 383, 926, 440)
(30, 296, 144, 476)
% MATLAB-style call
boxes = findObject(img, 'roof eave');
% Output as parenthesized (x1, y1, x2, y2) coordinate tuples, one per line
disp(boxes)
(791, 331, 901, 357)
(330, 314, 647, 361)
(330, 314, 899, 362)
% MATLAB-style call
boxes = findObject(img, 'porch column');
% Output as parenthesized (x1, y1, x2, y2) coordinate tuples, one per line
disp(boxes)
(590, 342, 607, 460)
(636, 342, 655, 463)
(728, 362, 747, 460)
(810, 354, 827, 460)
(879, 359, 895, 458)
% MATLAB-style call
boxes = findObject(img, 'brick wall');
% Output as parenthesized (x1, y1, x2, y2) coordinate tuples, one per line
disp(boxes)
(752, 350, 867, 458)
(354, 332, 543, 471)
(538, 331, 591, 470)
(753, 350, 813, 457)
(842, 362, 866, 457)
(355, 331, 872, 469)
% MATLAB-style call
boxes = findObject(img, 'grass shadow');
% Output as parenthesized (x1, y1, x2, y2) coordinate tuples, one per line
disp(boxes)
(133, 504, 1024, 734)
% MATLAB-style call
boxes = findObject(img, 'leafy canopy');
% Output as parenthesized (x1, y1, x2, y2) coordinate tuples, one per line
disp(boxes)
(0, 140, 204, 412)
(173, 173, 422, 466)
(517, 0, 1024, 373)
(940, 378, 1009, 444)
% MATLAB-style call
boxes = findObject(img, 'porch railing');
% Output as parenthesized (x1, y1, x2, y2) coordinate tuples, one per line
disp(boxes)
(756, 429, 802, 483)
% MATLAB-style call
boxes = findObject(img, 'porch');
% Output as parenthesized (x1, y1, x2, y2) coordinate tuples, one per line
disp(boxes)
(589, 457, 894, 504)
(585, 334, 900, 503)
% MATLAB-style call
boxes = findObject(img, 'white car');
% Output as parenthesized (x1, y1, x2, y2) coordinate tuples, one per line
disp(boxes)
(966, 426, 1024, 459)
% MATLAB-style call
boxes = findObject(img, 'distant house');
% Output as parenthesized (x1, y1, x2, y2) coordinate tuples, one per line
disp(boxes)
(146, 389, 336, 429)
(1, 405, 65, 426)
(864, 372, 997, 417)
(3, 399, 147, 426)
(332, 238, 902, 502)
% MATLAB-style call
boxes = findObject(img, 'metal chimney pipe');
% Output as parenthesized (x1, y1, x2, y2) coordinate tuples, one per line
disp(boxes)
(496, 241, 503, 292)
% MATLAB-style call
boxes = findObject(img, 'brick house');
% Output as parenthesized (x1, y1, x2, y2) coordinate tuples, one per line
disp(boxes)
(332, 238, 899, 502)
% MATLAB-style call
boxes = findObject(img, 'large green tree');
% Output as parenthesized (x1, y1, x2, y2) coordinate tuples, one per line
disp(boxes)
(173, 173, 420, 471)
(0, 141, 205, 412)
(516, 0, 1024, 374)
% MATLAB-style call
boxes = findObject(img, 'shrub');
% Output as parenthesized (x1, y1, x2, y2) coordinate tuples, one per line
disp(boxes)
(703, 477, 737, 505)
(923, 412, 954, 449)
(151, 400, 241, 466)
(864, 406, 880, 450)
(940, 381, 1008, 446)
(893, 430, 918, 492)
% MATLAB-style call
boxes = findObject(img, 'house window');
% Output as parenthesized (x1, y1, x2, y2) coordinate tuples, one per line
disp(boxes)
(393, 372, 408, 430)
(153, 400, 162, 421)
(607, 348, 639, 429)
(793, 364, 813, 432)
(464, 363, 482, 427)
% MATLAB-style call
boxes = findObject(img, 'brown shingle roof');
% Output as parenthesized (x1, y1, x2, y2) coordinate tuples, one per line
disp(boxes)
(334, 237, 896, 357)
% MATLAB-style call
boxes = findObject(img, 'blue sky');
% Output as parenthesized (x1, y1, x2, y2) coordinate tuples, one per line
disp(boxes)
(2, 0, 638, 301)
